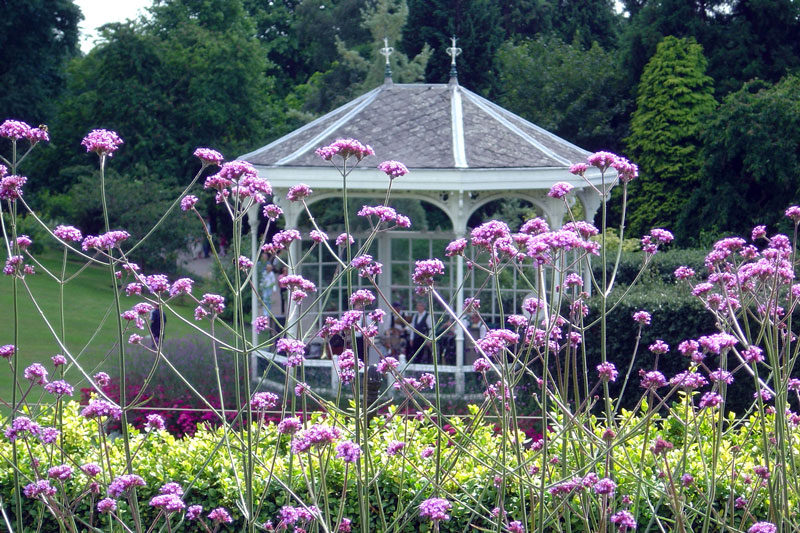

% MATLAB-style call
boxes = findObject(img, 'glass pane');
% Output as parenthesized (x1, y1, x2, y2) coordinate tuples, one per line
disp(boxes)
(391, 237, 409, 260)
(392, 263, 410, 285)
(411, 239, 431, 260)
(431, 239, 449, 259)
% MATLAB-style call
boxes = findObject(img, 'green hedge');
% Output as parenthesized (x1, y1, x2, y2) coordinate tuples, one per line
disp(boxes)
(0, 400, 780, 531)
(590, 248, 708, 286)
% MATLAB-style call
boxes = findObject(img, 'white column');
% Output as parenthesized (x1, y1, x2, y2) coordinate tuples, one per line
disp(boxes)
(247, 204, 260, 383)
(279, 198, 303, 340)
(540, 195, 568, 230)
(451, 191, 468, 396)
(576, 188, 602, 295)
(376, 232, 392, 365)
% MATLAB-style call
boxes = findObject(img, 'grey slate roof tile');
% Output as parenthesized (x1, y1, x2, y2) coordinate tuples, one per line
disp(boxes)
(242, 82, 589, 170)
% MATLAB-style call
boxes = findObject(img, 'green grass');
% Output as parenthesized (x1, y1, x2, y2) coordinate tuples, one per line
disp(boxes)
(1, 251, 206, 408)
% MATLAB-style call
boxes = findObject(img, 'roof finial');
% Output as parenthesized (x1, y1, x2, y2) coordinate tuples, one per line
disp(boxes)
(446, 35, 462, 83)
(380, 37, 394, 83)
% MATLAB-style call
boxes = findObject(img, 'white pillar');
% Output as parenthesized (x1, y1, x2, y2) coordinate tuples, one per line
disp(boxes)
(450, 191, 468, 396)
(248, 204, 260, 383)
(576, 188, 602, 295)
(540, 195, 568, 230)
(376, 232, 392, 365)
(279, 197, 303, 340)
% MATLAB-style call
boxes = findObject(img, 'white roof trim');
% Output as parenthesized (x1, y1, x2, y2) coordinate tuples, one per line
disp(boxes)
(259, 165, 606, 192)
(450, 86, 468, 168)
(462, 91, 572, 166)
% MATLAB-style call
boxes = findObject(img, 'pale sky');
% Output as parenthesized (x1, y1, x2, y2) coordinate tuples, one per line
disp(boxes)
(74, 0, 152, 53)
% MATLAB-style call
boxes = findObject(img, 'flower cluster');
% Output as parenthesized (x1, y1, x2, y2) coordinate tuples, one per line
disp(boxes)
(291, 424, 342, 453)
(419, 498, 452, 522)
(378, 159, 408, 178)
(287, 183, 312, 201)
(193, 147, 224, 166)
(81, 230, 130, 251)
(1, 120, 49, 143)
(194, 293, 225, 320)
(336, 349, 363, 384)
(204, 160, 271, 204)
(315, 138, 374, 161)
(335, 440, 362, 463)
(108, 474, 146, 498)
(357, 205, 411, 228)
(0, 172, 27, 200)
(412, 259, 445, 293)
(81, 129, 123, 156)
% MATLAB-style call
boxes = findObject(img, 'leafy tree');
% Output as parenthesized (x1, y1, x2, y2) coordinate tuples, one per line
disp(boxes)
(402, 0, 504, 94)
(620, 0, 800, 97)
(717, 0, 800, 95)
(337, 0, 431, 89)
(0, 0, 82, 124)
(625, 36, 716, 238)
(681, 75, 800, 240)
(244, 0, 371, 97)
(549, 0, 621, 50)
(38, 0, 273, 194)
(66, 167, 193, 273)
(293, 0, 430, 115)
(496, 36, 631, 153)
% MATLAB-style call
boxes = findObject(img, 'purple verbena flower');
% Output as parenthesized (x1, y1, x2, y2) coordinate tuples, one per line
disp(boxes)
(44, 380, 73, 397)
(97, 498, 117, 513)
(610, 510, 637, 531)
(108, 474, 146, 498)
(208, 507, 233, 524)
(193, 147, 224, 166)
(0, 120, 32, 140)
(596, 362, 618, 382)
(180, 195, 198, 211)
(548, 182, 573, 199)
(386, 441, 405, 456)
(24, 363, 48, 384)
(749, 522, 777, 533)
(315, 138, 374, 162)
(419, 498, 452, 522)
(287, 183, 312, 202)
(251, 392, 279, 410)
(81, 129, 123, 157)
(378, 160, 408, 178)
(335, 440, 362, 463)
(594, 478, 616, 496)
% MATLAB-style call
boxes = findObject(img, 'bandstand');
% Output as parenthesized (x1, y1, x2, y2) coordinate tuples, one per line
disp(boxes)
(240, 44, 608, 398)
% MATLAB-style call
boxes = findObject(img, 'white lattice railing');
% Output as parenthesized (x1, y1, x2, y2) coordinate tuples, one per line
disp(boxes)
(251, 350, 484, 401)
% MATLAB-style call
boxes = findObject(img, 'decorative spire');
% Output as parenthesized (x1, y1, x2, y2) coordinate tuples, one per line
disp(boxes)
(380, 37, 394, 83)
(446, 35, 462, 82)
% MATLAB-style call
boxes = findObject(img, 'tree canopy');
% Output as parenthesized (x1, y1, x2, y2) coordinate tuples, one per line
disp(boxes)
(681, 75, 800, 240)
(625, 36, 717, 238)
(0, 0, 82, 124)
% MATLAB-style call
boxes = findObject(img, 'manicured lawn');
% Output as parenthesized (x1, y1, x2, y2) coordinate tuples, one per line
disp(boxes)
(0, 251, 206, 408)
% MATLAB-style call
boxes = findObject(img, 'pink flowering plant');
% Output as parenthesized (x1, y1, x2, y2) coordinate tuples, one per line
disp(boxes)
(2, 120, 800, 533)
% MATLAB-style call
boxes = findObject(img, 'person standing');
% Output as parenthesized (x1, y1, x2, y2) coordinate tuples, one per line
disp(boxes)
(278, 266, 289, 315)
(202, 217, 212, 258)
(408, 301, 432, 363)
(150, 305, 166, 348)
(260, 261, 277, 315)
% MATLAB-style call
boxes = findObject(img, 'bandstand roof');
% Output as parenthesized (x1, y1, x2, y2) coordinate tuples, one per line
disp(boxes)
(240, 78, 605, 194)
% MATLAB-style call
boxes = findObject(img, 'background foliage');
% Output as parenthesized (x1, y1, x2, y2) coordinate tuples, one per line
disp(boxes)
(3, 0, 799, 250)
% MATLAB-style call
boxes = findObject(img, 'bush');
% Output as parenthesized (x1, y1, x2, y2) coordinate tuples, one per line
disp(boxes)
(0, 400, 776, 531)
(96, 334, 253, 437)
(590, 248, 708, 286)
